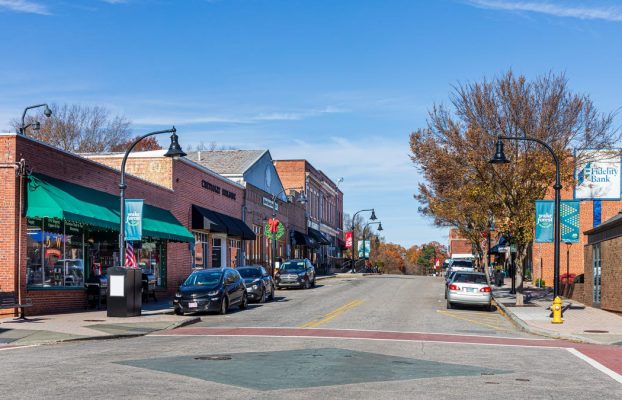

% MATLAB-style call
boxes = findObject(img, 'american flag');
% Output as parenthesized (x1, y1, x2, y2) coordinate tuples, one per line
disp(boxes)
(125, 241, 137, 268)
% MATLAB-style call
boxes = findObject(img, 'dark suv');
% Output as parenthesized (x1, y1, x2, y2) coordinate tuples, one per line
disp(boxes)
(173, 267, 247, 315)
(275, 259, 316, 289)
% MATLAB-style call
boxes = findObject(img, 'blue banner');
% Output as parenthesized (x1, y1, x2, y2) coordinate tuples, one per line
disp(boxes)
(535, 200, 580, 243)
(358, 240, 370, 258)
(535, 201, 554, 243)
(124, 199, 143, 241)
(593, 200, 602, 228)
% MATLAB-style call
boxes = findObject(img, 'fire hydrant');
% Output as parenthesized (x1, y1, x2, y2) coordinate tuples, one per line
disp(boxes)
(551, 296, 564, 324)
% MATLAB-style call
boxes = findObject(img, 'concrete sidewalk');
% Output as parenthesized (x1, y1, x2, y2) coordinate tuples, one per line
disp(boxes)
(492, 282, 622, 345)
(0, 298, 199, 348)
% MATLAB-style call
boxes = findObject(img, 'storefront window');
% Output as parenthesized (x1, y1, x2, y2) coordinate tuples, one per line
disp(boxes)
(229, 239, 241, 267)
(136, 241, 165, 288)
(212, 238, 223, 267)
(193, 232, 209, 269)
(26, 218, 85, 288)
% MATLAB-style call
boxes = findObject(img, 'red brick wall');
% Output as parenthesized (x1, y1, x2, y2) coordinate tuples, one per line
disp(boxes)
(0, 136, 18, 316)
(531, 183, 622, 287)
(583, 237, 622, 312)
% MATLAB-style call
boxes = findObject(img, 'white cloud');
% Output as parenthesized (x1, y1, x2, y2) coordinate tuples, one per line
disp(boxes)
(0, 0, 49, 15)
(101, 0, 128, 4)
(467, 0, 622, 22)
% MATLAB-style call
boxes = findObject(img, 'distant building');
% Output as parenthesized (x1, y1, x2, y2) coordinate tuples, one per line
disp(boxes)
(448, 229, 473, 259)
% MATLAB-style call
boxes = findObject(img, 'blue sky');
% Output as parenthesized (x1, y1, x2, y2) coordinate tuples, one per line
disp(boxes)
(1, 0, 622, 248)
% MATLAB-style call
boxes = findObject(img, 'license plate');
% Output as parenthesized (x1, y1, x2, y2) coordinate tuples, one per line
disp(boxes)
(465, 288, 476, 293)
(246, 288, 252, 292)
(188, 302, 197, 308)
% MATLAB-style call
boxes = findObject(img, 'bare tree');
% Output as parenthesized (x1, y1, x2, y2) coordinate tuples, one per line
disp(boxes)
(12, 103, 132, 153)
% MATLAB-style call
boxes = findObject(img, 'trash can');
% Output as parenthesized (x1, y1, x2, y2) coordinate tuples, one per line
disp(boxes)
(142, 272, 157, 303)
(107, 266, 142, 317)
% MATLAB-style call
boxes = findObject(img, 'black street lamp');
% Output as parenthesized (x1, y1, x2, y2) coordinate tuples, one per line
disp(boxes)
(489, 135, 562, 299)
(361, 221, 382, 264)
(269, 187, 307, 277)
(19, 103, 52, 135)
(119, 127, 186, 264)
(350, 209, 377, 263)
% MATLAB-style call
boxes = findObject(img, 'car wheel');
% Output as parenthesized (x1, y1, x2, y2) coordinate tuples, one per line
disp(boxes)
(174, 308, 184, 316)
(269, 285, 275, 300)
(311, 278, 316, 288)
(446, 300, 452, 309)
(239, 293, 248, 310)
(219, 297, 228, 315)
(259, 288, 266, 303)
(486, 303, 493, 312)
(304, 280, 311, 289)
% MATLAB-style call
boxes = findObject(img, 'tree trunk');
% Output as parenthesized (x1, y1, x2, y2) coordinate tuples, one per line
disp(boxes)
(514, 244, 528, 306)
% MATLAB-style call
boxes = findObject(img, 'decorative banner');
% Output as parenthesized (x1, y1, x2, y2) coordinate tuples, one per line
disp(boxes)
(535, 200, 580, 243)
(345, 231, 353, 249)
(560, 201, 580, 243)
(358, 240, 370, 258)
(575, 149, 621, 199)
(265, 219, 285, 240)
(124, 199, 143, 241)
(593, 200, 602, 228)
(535, 201, 554, 243)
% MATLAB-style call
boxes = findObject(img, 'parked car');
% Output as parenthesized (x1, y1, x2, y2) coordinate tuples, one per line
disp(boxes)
(446, 272, 492, 311)
(275, 259, 316, 289)
(173, 267, 247, 315)
(237, 265, 275, 303)
(448, 259, 475, 272)
(444, 270, 458, 299)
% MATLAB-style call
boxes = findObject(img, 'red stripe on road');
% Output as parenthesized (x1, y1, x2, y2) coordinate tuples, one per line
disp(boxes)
(152, 326, 622, 376)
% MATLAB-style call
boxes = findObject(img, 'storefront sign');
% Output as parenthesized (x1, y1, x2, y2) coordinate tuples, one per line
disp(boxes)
(575, 149, 621, 199)
(535, 200, 580, 243)
(124, 199, 143, 241)
(201, 180, 236, 200)
(262, 197, 278, 211)
(345, 231, 353, 249)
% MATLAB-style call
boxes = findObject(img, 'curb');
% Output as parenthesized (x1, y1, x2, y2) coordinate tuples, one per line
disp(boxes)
(7, 316, 202, 348)
(492, 296, 599, 344)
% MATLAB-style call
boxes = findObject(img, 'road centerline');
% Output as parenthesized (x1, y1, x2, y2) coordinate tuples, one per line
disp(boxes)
(299, 299, 364, 328)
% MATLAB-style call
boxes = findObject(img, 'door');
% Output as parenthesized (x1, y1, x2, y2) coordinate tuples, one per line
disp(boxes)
(592, 244, 601, 305)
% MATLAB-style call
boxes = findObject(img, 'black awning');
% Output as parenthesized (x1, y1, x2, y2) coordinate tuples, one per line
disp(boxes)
(192, 205, 256, 240)
(308, 227, 330, 245)
(291, 230, 315, 247)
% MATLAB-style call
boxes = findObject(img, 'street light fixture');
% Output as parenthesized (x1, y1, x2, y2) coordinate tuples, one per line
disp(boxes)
(350, 209, 377, 265)
(489, 135, 562, 301)
(269, 187, 307, 277)
(19, 103, 52, 135)
(119, 127, 185, 263)
(361, 221, 382, 266)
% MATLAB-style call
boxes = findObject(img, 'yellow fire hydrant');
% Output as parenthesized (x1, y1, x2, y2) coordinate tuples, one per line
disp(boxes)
(551, 296, 564, 324)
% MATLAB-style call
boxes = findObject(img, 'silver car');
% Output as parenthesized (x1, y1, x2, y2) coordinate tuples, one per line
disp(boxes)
(446, 272, 492, 311)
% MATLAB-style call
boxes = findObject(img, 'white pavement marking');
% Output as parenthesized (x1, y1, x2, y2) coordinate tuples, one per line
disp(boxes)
(566, 348, 622, 385)
(0, 344, 40, 352)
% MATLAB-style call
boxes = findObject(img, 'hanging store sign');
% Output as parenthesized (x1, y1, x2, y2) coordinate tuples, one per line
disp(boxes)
(124, 199, 143, 241)
(535, 200, 580, 243)
(575, 149, 621, 200)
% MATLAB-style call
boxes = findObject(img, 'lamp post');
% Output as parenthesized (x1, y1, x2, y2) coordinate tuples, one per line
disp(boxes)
(269, 187, 306, 277)
(351, 209, 377, 263)
(119, 127, 186, 264)
(19, 103, 52, 135)
(361, 221, 383, 267)
(565, 241, 572, 296)
(487, 212, 495, 276)
(489, 135, 562, 299)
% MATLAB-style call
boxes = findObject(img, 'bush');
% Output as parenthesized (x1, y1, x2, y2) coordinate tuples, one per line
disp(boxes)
(535, 278, 546, 288)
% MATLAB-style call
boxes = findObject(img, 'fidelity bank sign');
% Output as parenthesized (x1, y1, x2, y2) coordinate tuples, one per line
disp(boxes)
(575, 150, 621, 200)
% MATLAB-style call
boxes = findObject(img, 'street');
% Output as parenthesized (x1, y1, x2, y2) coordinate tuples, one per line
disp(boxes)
(1, 275, 620, 399)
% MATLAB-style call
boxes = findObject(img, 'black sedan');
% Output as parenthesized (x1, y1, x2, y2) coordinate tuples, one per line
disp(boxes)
(173, 267, 247, 315)
(237, 266, 275, 303)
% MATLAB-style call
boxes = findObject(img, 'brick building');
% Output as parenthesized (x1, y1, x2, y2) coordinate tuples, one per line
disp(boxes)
(0, 133, 255, 316)
(448, 229, 473, 259)
(273, 160, 344, 271)
(184, 150, 308, 271)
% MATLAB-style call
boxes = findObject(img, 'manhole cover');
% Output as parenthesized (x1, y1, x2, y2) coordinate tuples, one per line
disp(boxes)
(84, 320, 106, 322)
(584, 330, 609, 334)
(485, 382, 500, 384)
(194, 355, 232, 361)
(515, 378, 530, 382)
(481, 372, 495, 376)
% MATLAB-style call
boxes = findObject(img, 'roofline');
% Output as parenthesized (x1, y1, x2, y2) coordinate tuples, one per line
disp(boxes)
(584, 214, 622, 235)
(179, 158, 246, 190)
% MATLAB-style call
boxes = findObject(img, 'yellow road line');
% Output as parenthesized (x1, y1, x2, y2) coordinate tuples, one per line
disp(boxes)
(300, 299, 364, 328)
(436, 310, 508, 331)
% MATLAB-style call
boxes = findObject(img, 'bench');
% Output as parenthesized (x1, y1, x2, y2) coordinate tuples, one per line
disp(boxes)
(0, 292, 32, 320)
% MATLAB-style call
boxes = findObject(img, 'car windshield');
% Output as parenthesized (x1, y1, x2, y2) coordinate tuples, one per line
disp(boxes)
(238, 268, 262, 279)
(183, 270, 222, 286)
(454, 273, 487, 284)
(280, 261, 305, 272)
(452, 260, 473, 268)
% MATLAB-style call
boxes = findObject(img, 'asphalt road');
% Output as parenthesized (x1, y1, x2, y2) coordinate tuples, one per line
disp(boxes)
(1, 275, 620, 399)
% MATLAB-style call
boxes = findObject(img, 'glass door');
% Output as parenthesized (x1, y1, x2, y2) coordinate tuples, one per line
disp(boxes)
(592, 244, 601, 305)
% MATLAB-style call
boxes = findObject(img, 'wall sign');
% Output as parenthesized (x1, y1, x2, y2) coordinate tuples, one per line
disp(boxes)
(575, 149, 621, 200)
(201, 180, 236, 201)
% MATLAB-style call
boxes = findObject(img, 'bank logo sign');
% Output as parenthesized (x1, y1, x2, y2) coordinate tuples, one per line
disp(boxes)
(575, 150, 621, 199)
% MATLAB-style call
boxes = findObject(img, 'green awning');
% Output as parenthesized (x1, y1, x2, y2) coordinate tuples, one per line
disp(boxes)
(27, 173, 194, 243)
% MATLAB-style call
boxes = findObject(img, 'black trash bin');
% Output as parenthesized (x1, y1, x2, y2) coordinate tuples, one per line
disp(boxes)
(107, 267, 142, 317)
(142, 272, 157, 303)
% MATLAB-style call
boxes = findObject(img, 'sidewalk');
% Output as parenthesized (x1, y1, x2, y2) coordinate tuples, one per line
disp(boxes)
(0, 298, 199, 348)
(492, 281, 622, 345)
